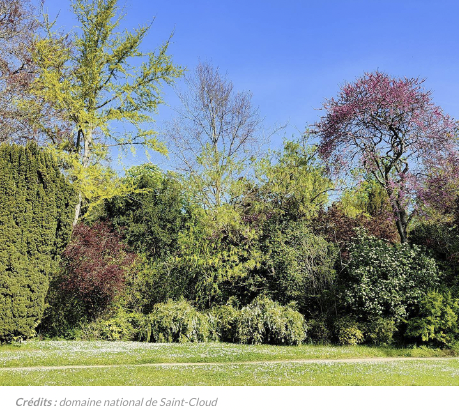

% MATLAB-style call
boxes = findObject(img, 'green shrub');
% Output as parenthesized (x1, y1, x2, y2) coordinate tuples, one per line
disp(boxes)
(0, 143, 75, 342)
(236, 297, 306, 345)
(406, 291, 459, 348)
(78, 312, 149, 341)
(207, 305, 240, 342)
(307, 317, 332, 344)
(365, 317, 397, 346)
(334, 317, 364, 345)
(149, 299, 210, 343)
(344, 231, 440, 323)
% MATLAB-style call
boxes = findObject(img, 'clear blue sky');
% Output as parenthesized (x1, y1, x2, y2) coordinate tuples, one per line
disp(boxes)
(40, 0, 459, 168)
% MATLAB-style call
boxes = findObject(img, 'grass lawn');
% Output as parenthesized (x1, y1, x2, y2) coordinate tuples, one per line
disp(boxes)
(0, 341, 458, 385)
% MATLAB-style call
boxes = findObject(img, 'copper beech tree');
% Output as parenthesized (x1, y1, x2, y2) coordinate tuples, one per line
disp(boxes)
(315, 72, 457, 242)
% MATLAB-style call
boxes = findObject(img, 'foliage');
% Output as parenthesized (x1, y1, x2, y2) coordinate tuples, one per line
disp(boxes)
(343, 231, 440, 323)
(78, 311, 149, 341)
(59, 221, 137, 319)
(149, 299, 210, 343)
(406, 291, 459, 348)
(207, 304, 240, 343)
(29, 0, 183, 223)
(306, 317, 332, 344)
(365, 318, 397, 346)
(0, 0, 67, 144)
(0, 143, 75, 342)
(254, 137, 332, 221)
(166, 205, 263, 308)
(102, 164, 189, 258)
(316, 71, 456, 242)
(236, 297, 306, 345)
(313, 203, 399, 260)
(259, 220, 337, 313)
(409, 218, 459, 290)
(333, 317, 364, 345)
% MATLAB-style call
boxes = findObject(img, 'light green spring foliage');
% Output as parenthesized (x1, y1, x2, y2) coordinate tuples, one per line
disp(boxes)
(340, 175, 391, 218)
(187, 143, 246, 209)
(406, 291, 459, 348)
(149, 299, 210, 343)
(236, 297, 306, 345)
(28, 0, 182, 221)
(333, 317, 365, 346)
(171, 205, 263, 308)
(0, 143, 75, 342)
(255, 137, 333, 220)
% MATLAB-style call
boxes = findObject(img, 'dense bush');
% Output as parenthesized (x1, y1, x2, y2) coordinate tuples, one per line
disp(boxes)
(365, 318, 397, 346)
(0, 143, 75, 342)
(260, 220, 337, 313)
(149, 299, 210, 343)
(207, 304, 240, 343)
(406, 291, 459, 348)
(78, 311, 149, 341)
(343, 231, 440, 323)
(306, 317, 332, 344)
(60, 222, 137, 318)
(333, 317, 364, 345)
(236, 297, 306, 345)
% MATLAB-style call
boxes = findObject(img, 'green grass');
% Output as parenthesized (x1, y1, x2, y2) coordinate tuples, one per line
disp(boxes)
(0, 341, 458, 385)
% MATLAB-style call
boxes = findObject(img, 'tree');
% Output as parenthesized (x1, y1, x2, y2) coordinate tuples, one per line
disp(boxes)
(165, 62, 263, 208)
(30, 0, 182, 224)
(60, 221, 137, 319)
(315, 71, 456, 242)
(253, 136, 333, 222)
(0, 142, 75, 342)
(101, 164, 190, 259)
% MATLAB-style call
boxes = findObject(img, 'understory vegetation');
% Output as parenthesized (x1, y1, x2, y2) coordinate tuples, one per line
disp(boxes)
(2, 0, 459, 353)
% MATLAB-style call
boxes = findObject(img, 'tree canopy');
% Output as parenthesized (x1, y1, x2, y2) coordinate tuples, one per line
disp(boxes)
(315, 71, 457, 242)
(29, 0, 183, 223)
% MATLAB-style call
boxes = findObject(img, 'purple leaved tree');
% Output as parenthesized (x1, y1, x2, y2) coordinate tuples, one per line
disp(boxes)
(315, 71, 457, 243)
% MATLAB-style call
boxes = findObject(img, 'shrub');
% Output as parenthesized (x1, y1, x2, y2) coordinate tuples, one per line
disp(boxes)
(149, 299, 210, 343)
(334, 317, 364, 345)
(207, 305, 240, 342)
(60, 222, 137, 319)
(306, 317, 332, 344)
(0, 143, 75, 342)
(236, 297, 306, 345)
(406, 291, 459, 348)
(261, 220, 337, 311)
(343, 231, 440, 323)
(365, 317, 397, 346)
(78, 311, 149, 341)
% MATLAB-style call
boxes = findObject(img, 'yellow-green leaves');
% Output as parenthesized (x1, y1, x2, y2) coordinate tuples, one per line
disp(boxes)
(30, 0, 182, 222)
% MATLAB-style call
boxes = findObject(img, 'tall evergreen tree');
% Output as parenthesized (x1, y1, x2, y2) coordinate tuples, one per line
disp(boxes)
(0, 143, 75, 341)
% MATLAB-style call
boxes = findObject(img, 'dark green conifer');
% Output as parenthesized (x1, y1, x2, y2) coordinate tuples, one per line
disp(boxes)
(0, 143, 75, 341)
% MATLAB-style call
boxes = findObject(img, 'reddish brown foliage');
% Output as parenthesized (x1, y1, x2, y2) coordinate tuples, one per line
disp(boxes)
(62, 222, 136, 315)
(313, 204, 399, 259)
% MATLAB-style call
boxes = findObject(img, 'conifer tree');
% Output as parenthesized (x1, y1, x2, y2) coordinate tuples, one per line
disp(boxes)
(0, 143, 75, 341)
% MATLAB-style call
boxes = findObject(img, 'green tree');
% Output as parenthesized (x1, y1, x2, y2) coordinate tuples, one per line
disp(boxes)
(0, 143, 75, 342)
(29, 0, 182, 224)
(254, 137, 333, 222)
(102, 164, 190, 259)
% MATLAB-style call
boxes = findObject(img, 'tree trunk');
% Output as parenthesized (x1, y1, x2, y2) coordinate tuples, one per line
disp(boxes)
(73, 128, 92, 226)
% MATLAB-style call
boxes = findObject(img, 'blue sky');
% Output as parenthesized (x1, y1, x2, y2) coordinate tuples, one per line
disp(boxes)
(40, 0, 459, 168)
